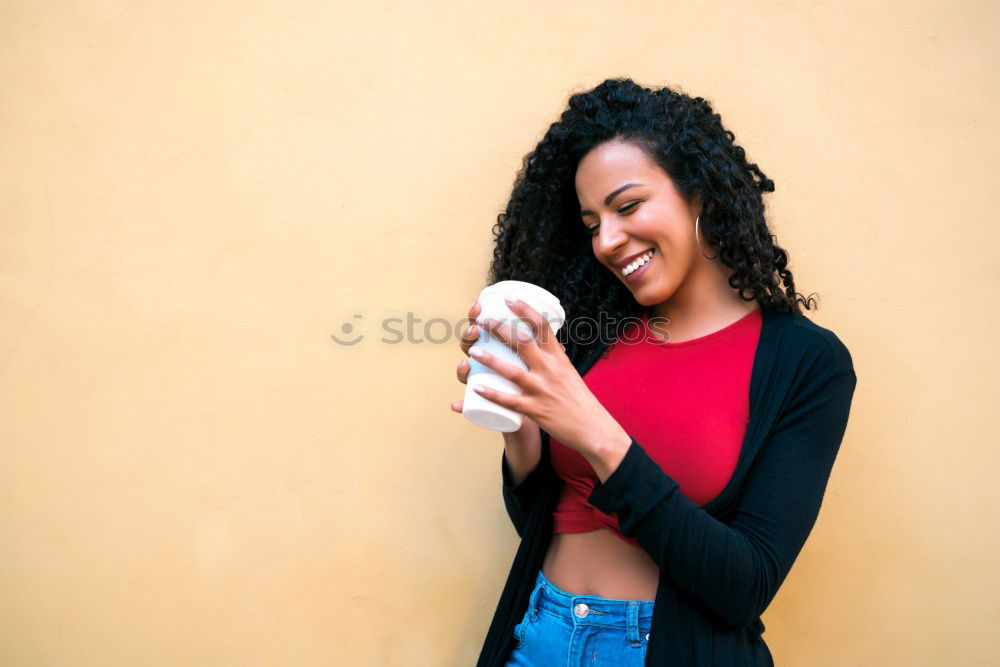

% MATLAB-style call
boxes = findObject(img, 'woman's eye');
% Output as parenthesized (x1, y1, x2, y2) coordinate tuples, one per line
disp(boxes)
(584, 202, 640, 236)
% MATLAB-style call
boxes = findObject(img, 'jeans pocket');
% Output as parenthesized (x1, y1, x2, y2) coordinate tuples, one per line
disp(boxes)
(513, 579, 543, 648)
(512, 610, 531, 644)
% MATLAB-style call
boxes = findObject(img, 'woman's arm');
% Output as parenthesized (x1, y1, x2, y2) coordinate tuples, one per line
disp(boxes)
(587, 357, 858, 630)
(500, 432, 549, 537)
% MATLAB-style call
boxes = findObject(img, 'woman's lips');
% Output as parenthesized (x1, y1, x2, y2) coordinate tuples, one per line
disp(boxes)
(623, 251, 654, 283)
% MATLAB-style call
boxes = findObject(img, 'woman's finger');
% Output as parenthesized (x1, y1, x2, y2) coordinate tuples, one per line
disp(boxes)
(459, 298, 482, 354)
(477, 316, 540, 369)
(470, 383, 522, 412)
(457, 358, 470, 384)
(466, 299, 481, 328)
(504, 297, 561, 354)
(469, 345, 531, 387)
(460, 323, 479, 355)
(476, 316, 536, 356)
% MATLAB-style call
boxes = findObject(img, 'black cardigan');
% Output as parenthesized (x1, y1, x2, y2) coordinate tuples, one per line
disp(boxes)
(476, 305, 858, 667)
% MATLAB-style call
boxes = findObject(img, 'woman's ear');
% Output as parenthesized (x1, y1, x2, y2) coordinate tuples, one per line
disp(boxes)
(692, 196, 712, 219)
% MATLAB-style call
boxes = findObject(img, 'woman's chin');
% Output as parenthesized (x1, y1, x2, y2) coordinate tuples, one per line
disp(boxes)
(630, 279, 671, 305)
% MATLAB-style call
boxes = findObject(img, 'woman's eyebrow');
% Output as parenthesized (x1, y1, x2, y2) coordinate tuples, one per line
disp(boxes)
(580, 183, 646, 216)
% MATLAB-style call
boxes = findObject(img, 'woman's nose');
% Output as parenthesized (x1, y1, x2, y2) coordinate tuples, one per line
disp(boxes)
(595, 218, 628, 256)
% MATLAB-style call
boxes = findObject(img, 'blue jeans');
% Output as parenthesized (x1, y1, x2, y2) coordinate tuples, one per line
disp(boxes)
(504, 568, 654, 666)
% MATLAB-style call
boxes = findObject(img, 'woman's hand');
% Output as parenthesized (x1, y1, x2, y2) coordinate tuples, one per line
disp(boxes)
(460, 296, 630, 467)
(451, 298, 542, 450)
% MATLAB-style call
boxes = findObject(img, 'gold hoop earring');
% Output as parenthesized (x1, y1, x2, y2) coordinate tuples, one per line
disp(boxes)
(695, 214, 719, 260)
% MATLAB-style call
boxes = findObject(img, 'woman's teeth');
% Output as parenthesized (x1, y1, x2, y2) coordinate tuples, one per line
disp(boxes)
(621, 249, 655, 276)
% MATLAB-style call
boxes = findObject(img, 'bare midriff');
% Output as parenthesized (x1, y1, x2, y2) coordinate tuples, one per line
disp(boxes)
(541, 528, 659, 601)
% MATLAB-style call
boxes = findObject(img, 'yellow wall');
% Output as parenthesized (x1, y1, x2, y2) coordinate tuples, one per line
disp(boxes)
(1, 1, 996, 664)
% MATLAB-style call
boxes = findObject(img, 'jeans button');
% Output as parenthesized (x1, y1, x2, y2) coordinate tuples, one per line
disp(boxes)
(573, 603, 590, 618)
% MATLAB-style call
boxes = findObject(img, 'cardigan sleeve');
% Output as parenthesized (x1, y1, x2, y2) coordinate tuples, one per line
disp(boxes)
(588, 355, 858, 631)
(500, 447, 550, 538)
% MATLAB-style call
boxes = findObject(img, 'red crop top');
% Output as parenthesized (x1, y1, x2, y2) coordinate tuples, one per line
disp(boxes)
(549, 306, 762, 548)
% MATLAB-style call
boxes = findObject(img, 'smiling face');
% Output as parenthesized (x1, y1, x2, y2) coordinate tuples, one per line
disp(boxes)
(575, 138, 706, 308)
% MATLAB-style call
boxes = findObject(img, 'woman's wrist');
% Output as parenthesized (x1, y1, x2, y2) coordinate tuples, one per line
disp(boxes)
(579, 417, 632, 483)
(501, 432, 540, 485)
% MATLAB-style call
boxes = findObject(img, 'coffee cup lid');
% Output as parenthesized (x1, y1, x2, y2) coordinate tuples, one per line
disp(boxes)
(480, 280, 566, 324)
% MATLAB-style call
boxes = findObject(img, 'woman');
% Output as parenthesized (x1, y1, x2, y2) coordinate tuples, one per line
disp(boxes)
(450, 78, 857, 666)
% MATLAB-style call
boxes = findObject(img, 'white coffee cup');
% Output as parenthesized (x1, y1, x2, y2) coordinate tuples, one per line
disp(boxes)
(462, 280, 566, 432)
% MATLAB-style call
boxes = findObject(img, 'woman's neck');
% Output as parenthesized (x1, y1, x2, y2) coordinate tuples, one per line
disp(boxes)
(646, 261, 759, 344)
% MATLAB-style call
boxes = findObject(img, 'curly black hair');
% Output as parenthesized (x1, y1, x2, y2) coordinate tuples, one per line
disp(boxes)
(485, 77, 818, 367)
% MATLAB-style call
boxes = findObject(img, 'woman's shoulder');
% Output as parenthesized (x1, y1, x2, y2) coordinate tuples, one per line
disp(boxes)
(762, 306, 856, 376)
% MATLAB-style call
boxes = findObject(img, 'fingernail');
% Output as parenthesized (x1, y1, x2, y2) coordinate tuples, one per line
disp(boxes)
(504, 296, 519, 306)
(469, 347, 483, 359)
(473, 385, 485, 393)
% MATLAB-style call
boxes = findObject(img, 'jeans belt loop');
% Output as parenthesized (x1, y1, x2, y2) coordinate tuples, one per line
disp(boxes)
(527, 575, 542, 621)
(627, 601, 641, 647)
